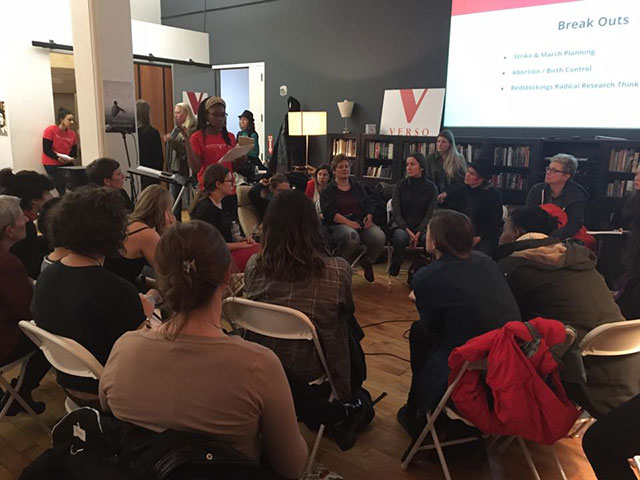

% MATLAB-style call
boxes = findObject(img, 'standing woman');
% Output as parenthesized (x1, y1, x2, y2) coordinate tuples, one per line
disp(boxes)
(189, 97, 236, 190)
(42, 108, 77, 195)
(191, 164, 259, 273)
(236, 109, 262, 180)
(136, 100, 164, 189)
(165, 102, 196, 220)
(389, 153, 437, 277)
(425, 129, 467, 206)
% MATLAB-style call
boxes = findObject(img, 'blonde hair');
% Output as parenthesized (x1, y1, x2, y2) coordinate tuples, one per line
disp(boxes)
(438, 130, 467, 180)
(129, 185, 173, 235)
(174, 102, 196, 131)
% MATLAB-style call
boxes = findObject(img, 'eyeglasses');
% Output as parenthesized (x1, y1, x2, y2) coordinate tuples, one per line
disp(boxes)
(545, 167, 567, 175)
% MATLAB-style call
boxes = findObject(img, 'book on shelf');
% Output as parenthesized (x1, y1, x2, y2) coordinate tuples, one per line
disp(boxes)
(366, 141, 394, 160)
(458, 143, 482, 163)
(365, 165, 392, 178)
(493, 145, 530, 167)
(608, 148, 639, 173)
(491, 173, 527, 191)
(606, 180, 634, 198)
(332, 138, 358, 157)
(407, 142, 436, 156)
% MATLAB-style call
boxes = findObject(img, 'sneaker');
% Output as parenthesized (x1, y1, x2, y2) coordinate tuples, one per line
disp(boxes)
(331, 399, 364, 451)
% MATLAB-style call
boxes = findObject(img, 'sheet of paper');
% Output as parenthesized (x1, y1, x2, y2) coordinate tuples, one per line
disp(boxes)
(219, 143, 253, 164)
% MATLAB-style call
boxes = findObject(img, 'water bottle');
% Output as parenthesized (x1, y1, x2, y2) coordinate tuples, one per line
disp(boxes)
(230, 221, 243, 242)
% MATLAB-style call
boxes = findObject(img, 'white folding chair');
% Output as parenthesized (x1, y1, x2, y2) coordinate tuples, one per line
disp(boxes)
(0, 352, 50, 434)
(401, 325, 577, 480)
(221, 297, 337, 475)
(19, 321, 104, 413)
(568, 318, 640, 437)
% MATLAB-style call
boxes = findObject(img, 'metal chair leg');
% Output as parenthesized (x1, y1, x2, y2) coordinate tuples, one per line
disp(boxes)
(517, 437, 541, 480)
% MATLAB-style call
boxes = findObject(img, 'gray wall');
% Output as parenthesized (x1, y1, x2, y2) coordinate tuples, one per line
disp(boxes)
(172, 64, 216, 108)
(162, 0, 451, 164)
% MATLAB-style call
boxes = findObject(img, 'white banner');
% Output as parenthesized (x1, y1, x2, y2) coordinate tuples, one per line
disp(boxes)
(380, 88, 445, 136)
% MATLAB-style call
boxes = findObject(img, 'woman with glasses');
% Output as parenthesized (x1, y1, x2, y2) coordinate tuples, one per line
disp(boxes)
(191, 164, 259, 272)
(189, 97, 236, 191)
(526, 153, 589, 240)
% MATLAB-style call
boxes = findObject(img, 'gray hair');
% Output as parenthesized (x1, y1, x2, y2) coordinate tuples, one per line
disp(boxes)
(0, 195, 23, 235)
(550, 153, 578, 176)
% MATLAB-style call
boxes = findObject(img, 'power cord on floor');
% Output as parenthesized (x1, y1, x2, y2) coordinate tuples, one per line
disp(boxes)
(361, 319, 414, 328)
(362, 319, 414, 363)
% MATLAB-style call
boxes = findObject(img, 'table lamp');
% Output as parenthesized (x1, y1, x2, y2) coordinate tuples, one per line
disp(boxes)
(337, 100, 355, 133)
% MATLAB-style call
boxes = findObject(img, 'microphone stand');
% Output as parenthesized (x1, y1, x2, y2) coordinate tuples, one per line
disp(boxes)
(121, 131, 138, 203)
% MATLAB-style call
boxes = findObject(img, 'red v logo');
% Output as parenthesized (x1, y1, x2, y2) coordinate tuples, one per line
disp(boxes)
(399, 89, 428, 123)
(186, 92, 205, 115)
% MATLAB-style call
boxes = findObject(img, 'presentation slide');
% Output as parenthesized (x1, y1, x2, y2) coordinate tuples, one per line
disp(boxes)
(444, 0, 640, 129)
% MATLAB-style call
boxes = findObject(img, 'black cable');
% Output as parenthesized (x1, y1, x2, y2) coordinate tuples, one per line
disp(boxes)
(361, 319, 414, 329)
(403, 328, 410, 339)
(364, 352, 410, 363)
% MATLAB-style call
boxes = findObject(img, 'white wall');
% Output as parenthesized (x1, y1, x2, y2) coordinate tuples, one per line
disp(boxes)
(130, 0, 161, 24)
(0, 0, 209, 173)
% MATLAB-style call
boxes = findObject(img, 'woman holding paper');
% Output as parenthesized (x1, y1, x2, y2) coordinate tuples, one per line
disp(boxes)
(41, 108, 78, 195)
(189, 96, 237, 191)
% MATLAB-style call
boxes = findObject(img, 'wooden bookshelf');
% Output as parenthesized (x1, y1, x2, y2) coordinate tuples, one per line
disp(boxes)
(488, 138, 542, 205)
(327, 133, 362, 178)
(360, 135, 402, 186)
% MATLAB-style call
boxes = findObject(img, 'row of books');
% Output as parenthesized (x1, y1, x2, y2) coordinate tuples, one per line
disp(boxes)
(491, 173, 527, 191)
(365, 141, 394, 160)
(364, 165, 393, 178)
(459, 143, 482, 163)
(493, 146, 531, 167)
(332, 139, 357, 157)
(406, 142, 436, 156)
(606, 180, 634, 198)
(608, 148, 639, 173)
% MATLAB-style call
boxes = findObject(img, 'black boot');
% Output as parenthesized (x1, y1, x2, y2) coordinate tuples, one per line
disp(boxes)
(330, 399, 365, 451)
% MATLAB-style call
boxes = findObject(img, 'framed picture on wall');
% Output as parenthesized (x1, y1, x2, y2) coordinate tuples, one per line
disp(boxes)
(0, 101, 7, 136)
(104, 80, 136, 133)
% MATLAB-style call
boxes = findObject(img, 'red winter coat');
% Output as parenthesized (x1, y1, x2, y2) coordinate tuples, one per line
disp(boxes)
(448, 318, 579, 444)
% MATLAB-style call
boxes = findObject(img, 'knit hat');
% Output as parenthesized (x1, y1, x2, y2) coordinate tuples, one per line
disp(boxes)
(468, 158, 493, 181)
(437, 129, 455, 144)
(204, 96, 226, 110)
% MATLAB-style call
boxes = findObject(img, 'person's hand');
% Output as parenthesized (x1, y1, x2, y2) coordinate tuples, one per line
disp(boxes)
(164, 133, 172, 142)
(179, 126, 191, 139)
(348, 220, 362, 230)
(139, 291, 158, 318)
(472, 236, 481, 247)
(406, 229, 418, 248)
(363, 214, 374, 230)
(238, 241, 255, 249)
(245, 236, 255, 245)
(437, 192, 448, 203)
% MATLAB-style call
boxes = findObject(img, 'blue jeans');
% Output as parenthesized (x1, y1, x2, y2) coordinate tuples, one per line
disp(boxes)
(327, 224, 386, 264)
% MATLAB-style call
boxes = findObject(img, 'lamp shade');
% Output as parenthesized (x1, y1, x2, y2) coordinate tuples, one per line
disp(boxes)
(337, 100, 354, 119)
(288, 111, 327, 136)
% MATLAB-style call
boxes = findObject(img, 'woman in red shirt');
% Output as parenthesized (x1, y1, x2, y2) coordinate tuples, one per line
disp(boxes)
(42, 108, 77, 195)
(188, 97, 236, 190)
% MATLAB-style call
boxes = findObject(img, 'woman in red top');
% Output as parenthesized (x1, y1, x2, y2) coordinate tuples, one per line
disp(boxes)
(188, 97, 236, 190)
(42, 108, 77, 195)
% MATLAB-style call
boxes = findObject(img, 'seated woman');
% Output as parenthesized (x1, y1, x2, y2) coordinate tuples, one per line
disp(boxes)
(85, 157, 133, 211)
(104, 185, 175, 287)
(495, 206, 640, 418)
(0, 195, 50, 416)
(99, 221, 308, 479)
(0, 169, 53, 279)
(320, 154, 386, 282)
(38, 197, 69, 272)
(424, 129, 467, 207)
(248, 173, 290, 221)
(191, 164, 260, 272)
(449, 158, 503, 256)
(526, 153, 589, 240)
(389, 153, 437, 277)
(32, 187, 155, 403)
(305, 163, 332, 215)
(398, 210, 520, 437)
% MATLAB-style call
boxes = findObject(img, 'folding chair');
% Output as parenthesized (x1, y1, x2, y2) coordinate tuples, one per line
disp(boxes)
(568, 318, 640, 438)
(19, 321, 104, 413)
(221, 297, 337, 475)
(401, 325, 577, 480)
(236, 185, 260, 239)
(0, 352, 50, 434)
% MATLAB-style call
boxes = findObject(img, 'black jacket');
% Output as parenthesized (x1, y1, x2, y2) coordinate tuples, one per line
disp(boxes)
(450, 183, 503, 243)
(320, 179, 374, 226)
(391, 176, 437, 232)
(526, 180, 589, 240)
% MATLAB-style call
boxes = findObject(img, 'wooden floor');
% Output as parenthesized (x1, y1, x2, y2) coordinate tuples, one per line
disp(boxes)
(0, 264, 596, 480)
